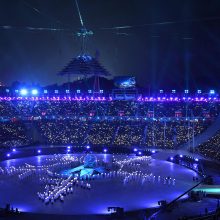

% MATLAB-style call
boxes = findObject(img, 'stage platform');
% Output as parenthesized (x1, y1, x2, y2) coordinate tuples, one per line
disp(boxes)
(0, 153, 200, 215)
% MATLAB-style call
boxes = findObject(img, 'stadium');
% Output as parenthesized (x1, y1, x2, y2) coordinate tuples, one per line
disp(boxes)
(0, 1, 220, 220)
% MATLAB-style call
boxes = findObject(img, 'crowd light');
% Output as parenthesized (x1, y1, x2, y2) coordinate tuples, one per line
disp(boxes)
(31, 89, 38, 95)
(20, 89, 28, 96)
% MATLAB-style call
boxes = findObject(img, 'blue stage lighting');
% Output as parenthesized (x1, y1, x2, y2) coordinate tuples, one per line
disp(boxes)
(133, 148, 137, 152)
(31, 89, 38, 95)
(103, 148, 107, 153)
(12, 148, 16, 152)
(86, 145, 90, 149)
(184, 90, 189, 94)
(7, 153, 10, 157)
(20, 89, 28, 96)
(210, 90, 215, 94)
(37, 149, 41, 154)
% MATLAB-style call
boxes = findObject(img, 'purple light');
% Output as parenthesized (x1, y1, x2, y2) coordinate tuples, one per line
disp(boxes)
(37, 149, 41, 154)
(7, 153, 10, 157)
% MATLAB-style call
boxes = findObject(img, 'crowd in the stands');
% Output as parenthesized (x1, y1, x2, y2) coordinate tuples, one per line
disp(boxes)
(0, 100, 219, 160)
(197, 130, 220, 161)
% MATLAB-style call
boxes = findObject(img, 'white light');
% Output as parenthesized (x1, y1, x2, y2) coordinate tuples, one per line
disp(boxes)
(44, 90, 48, 94)
(20, 89, 28, 96)
(31, 89, 38, 95)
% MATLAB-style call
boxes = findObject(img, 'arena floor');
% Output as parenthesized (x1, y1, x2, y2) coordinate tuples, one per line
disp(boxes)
(0, 153, 199, 215)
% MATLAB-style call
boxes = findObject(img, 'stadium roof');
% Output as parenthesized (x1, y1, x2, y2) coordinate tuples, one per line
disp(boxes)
(58, 54, 111, 77)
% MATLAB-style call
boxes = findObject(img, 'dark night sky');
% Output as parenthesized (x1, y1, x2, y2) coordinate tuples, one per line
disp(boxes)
(0, 0, 220, 90)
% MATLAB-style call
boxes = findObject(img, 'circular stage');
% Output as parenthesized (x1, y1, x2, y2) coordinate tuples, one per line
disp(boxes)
(0, 154, 199, 215)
